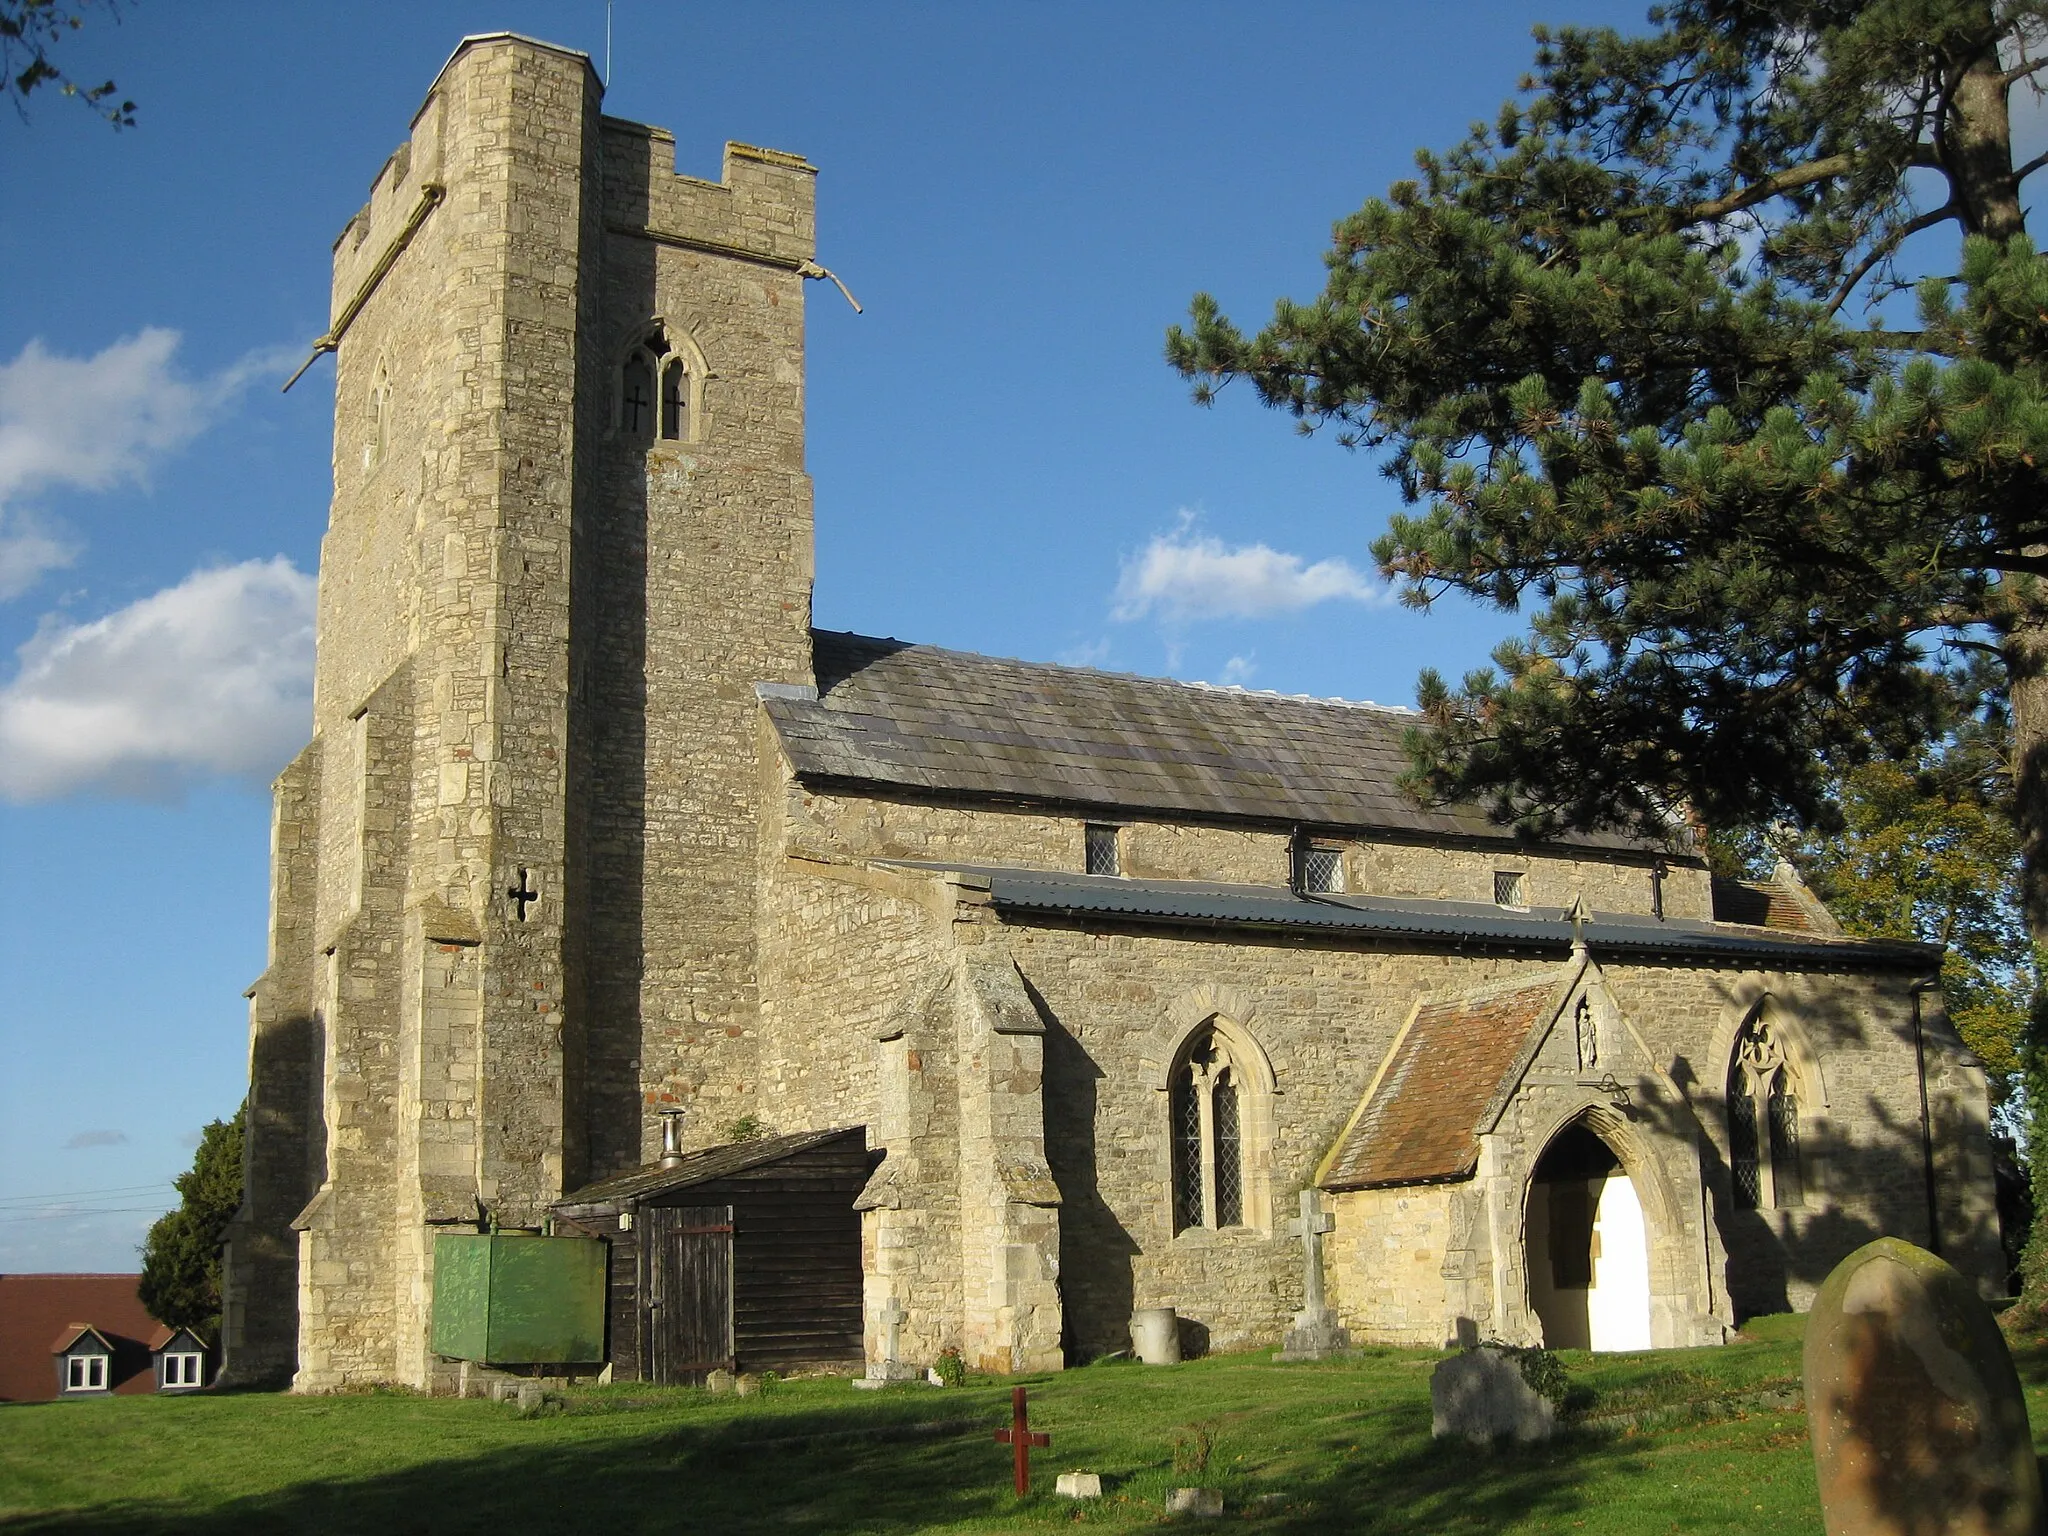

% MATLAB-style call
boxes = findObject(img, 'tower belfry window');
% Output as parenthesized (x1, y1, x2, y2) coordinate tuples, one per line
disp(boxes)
(621, 326, 694, 443)
(661, 358, 688, 440)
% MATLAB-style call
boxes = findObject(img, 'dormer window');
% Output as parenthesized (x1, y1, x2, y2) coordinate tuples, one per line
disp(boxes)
(1293, 834, 1344, 895)
(621, 327, 693, 442)
(65, 1353, 107, 1391)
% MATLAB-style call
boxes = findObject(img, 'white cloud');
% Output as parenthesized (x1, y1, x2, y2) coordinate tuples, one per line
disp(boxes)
(0, 511, 79, 601)
(0, 558, 315, 802)
(0, 330, 285, 601)
(1216, 654, 1257, 686)
(1112, 515, 1384, 624)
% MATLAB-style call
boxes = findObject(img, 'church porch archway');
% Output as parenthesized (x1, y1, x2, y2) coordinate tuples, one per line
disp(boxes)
(1524, 1114, 1658, 1352)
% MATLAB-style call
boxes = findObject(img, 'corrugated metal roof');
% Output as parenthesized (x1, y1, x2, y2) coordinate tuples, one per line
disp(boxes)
(764, 630, 1666, 853)
(553, 1127, 864, 1211)
(892, 864, 1937, 968)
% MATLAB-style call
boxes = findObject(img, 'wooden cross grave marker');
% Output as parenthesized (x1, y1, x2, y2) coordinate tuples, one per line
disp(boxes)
(993, 1385, 1049, 1495)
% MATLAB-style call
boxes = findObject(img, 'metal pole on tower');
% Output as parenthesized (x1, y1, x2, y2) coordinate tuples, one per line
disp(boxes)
(605, 1, 613, 88)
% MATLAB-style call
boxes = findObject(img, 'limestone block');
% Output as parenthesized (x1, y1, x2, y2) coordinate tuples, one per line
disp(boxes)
(1805, 1238, 2040, 1536)
(1430, 1348, 1555, 1445)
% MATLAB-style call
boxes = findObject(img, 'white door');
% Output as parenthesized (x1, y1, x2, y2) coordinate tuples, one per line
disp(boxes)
(1586, 1172, 1653, 1351)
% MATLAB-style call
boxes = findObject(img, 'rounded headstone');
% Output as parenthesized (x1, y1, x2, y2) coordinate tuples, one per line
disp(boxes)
(1429, 1347, 1555, 1445)
(1804, 1237, 2041, 1536)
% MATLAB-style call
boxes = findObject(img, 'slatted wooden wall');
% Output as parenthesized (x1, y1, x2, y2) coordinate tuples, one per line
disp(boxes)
(570, 1130, 870, 1381)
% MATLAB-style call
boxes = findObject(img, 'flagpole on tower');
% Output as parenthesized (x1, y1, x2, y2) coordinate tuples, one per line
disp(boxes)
(604, 1, 613, 88)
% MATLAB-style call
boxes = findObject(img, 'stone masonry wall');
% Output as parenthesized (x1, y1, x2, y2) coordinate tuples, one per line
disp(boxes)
(575, 125, 818, 1184)
(786, 785, 1712, 919)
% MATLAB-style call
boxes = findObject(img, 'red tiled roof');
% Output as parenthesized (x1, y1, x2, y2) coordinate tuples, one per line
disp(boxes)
(1710, 876, 1817, 931)
(1321, 979, 1560, 1190)
(0, 1275, 162, 1401)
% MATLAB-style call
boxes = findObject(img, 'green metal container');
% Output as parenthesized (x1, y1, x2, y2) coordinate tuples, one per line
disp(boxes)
(431, 1233, 607, 1364)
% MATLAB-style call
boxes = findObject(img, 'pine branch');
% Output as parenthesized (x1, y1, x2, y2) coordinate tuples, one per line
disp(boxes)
(1825, 205, 1960, 318)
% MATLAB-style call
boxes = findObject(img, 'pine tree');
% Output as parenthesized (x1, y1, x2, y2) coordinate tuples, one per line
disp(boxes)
(1170, 1, 2048, 1298)
(139, 1107, 243, 1337)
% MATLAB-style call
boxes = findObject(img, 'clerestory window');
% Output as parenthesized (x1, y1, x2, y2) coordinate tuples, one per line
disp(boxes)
(1170, 1027, 1247, 1231)
(1084, 823, 1121, 877)
(1293, 834, 1345, 895)
(1729, 1015, 1804, 1210)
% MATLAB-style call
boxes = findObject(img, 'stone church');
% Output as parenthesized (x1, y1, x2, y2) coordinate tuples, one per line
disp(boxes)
(220, 33, 2005, 1391)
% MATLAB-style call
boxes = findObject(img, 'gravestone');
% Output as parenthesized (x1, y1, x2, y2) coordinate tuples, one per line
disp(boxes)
(1804, 1238, 2041, 1536)
(1430, 1348, 1555, 1445)
(854, 1296, 920, 1388)
(734, 1372, 762, 1397)
(1165, 1487, 1225, 1517)
(1056, 1472, 1103, 1499)
(1277, 1189, 1351, 1361)
(705, 1368, 735, 1394)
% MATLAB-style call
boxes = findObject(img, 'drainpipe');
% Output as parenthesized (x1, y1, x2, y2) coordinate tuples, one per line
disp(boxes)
(1909, 976, 1942, 1255)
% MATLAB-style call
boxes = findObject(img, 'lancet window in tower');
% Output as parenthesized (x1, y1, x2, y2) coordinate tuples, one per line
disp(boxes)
(1170, 1026, 1251, 1232)
(621, 327, 691, 442)
(1728, 1014, 1804, 1210)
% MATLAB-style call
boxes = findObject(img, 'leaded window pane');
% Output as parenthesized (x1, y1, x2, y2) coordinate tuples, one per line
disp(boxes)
(1084, 824, 1120, 877)
(1171, 1072, 1203, 1232)
(1494, 870, 1528, 908)
(1298, 843, 1343, 894)
(1768, 1081, 1803, 1208)
(1213, 1074, 1243, 1227)
(1730, 1076, 1761, 1210)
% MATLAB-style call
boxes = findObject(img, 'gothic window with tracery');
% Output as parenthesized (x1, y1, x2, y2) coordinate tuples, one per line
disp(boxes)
(1729, 1014, 1805, 1210)
(1170, 1025, 1251, 1232)
(620, 327, 691, 442)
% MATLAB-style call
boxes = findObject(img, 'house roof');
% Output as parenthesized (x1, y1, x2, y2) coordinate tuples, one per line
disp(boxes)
(1321, 978, 1564, 1191)
(904, 865, 1938, 969)
(554, 1127, 864, 1212)
(764, 631, 1668, 854)
(0, 1274, 162, 1401)
(51, 1324, 113, 1354)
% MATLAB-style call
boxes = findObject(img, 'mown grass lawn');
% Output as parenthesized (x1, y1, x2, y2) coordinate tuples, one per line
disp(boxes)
(3, 1314, 2042, 1534)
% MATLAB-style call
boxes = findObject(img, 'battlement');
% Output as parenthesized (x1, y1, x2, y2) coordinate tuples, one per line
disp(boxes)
(600, 119, 815, 269)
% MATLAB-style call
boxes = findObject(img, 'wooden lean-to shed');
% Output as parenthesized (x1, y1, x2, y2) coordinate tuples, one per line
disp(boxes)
(552, 1127, 872, 1384)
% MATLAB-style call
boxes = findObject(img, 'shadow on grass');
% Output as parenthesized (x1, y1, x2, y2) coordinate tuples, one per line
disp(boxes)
(0, 1385, 1655, 1536)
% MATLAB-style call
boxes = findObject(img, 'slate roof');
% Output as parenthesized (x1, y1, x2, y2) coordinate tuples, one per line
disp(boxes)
(1321, 979, 1562, 1191)
(903, 865, 1938, 969)
(554, 1127, 863, 1212)
(763, 631, 1661, 852)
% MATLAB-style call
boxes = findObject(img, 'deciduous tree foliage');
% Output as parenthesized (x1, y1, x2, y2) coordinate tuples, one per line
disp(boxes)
(139, 1107, 242, 1337)
(1, 0, 132, 126)
(1169, 0, 2048, 1292)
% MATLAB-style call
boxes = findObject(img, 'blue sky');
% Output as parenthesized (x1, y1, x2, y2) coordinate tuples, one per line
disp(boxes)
(0, 1, 1655, 1269)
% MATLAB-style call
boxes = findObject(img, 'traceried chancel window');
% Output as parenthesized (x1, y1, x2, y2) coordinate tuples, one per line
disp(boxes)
(1170, 1027, 1249, 1232)
(1728, 1015, 1805, 1210)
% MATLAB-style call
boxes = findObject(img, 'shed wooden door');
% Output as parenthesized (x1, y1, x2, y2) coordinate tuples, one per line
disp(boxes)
(641, 1204, 735, 1383)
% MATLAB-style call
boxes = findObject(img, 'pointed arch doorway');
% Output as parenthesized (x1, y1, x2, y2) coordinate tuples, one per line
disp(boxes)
(1526, 1119, 1653, 1351)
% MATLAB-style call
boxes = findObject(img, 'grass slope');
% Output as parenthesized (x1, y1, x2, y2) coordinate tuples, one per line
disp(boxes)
(1, 1315, 2038, 1534)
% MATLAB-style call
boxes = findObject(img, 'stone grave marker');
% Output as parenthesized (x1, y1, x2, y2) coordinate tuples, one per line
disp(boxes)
(1804, 1237, 2041, 1536)
(1055, 1472, 1103, 1499)
(1165, 1487, 1225, 1517)
(1430, 1347, 1555, 1445)
(854, 1296, 919, 1388)
(1278, 1188, 1351, 1361)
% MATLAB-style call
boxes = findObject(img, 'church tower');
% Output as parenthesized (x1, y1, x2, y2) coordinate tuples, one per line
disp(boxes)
(222, 33, 818, 1390)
